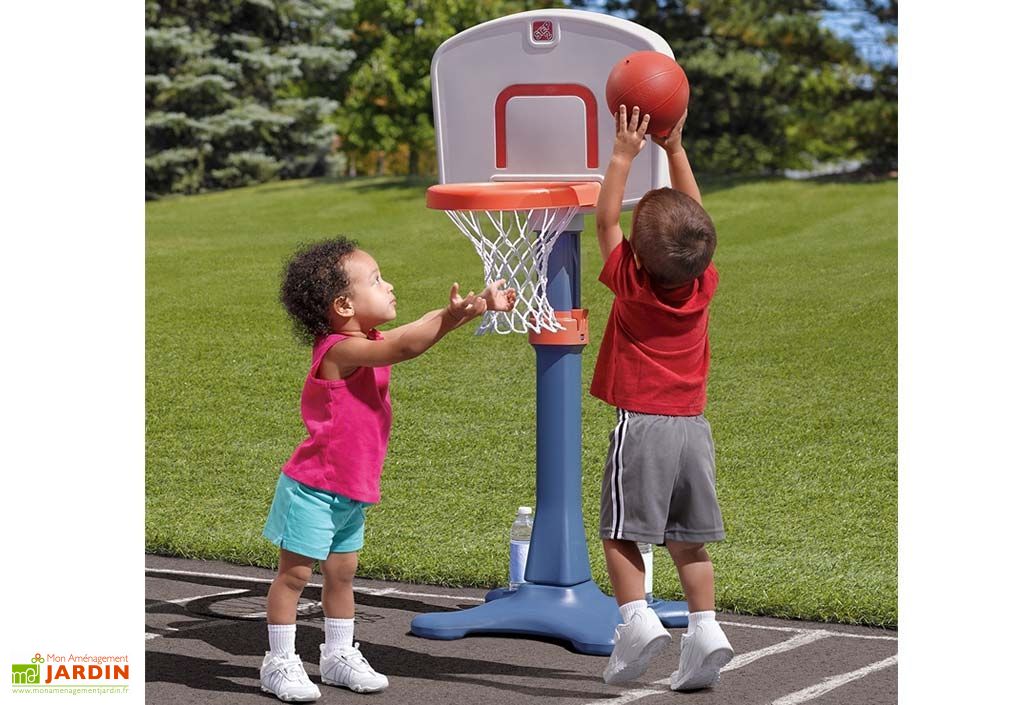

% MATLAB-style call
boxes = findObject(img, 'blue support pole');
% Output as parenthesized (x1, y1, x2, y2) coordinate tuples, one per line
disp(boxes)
(410, 228, 688, 654)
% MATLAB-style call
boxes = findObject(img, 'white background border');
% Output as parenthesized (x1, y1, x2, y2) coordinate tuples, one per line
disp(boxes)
(3, 2, 1021, 703)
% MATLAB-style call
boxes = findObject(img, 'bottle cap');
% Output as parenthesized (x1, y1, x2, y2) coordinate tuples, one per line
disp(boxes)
(517, 506, 532, 514)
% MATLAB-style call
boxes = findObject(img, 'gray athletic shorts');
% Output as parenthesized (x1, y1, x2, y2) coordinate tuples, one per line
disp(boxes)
(600, 409, 725, 545)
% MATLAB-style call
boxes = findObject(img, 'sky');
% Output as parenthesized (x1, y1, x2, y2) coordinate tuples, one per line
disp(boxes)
(820, 0, 897, 66)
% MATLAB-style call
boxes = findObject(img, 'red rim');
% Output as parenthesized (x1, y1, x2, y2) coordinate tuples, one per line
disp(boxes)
(426, 181, 601, 211)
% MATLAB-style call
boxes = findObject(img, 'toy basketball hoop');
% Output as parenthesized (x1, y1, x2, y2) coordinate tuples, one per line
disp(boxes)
(411, 9, 690, 657)
(426, 181, 600, 335)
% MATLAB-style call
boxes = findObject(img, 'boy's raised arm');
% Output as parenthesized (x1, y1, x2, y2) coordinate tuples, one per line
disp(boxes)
(596, 105, 650, 262)
(652, 110, 701, 205)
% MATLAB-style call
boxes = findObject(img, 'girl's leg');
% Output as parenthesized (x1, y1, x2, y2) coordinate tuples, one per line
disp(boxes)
(320, 551, 358, 655)
(260, 549, 322, 702)
(267, 548, 316, 624)
(318, 551, 389, 692)
(664, 540, 715, 612)
(321, 551, 358, 619)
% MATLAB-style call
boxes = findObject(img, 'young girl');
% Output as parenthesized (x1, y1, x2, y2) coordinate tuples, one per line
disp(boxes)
(259, 237, 515, 702)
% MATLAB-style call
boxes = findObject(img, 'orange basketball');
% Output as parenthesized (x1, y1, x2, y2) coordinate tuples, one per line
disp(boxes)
(605, 51, 689, 136)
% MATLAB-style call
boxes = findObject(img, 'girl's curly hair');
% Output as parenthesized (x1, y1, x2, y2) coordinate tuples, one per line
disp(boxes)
(280, 237, 358, 345)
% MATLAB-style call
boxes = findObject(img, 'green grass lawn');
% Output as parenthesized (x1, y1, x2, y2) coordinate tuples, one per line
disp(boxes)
(146, 175, 897, 627)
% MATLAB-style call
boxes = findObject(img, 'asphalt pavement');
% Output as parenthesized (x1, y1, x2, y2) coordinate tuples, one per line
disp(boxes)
(145, 554, 897, 705)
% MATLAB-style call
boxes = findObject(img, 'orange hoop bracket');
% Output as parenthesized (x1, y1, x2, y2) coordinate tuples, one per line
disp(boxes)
(426, 181, 600, 211)
(528, 309, 589, 346)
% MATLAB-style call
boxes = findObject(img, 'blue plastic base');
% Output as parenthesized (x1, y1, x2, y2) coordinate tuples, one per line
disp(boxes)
(649, 597, 690, 629)
(410, 581, 621, 655)
(485, 589, 689, 629)
(411, 583, 690, 655)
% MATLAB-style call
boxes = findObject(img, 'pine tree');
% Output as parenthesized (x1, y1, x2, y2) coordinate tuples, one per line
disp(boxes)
(145, 0, 355, 198)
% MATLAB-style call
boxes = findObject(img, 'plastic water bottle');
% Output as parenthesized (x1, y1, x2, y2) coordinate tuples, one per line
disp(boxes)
(509, 506, 533, 591)
(638, 542, 654, 601)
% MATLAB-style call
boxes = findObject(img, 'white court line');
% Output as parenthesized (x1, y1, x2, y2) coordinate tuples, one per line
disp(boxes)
(582, 630, 834, 705)
(146, 628, 178, 641)
(719, 620, 897, 642)
(588, 687, 663, 705)
(145, 588, 250, 640)
(145, 567, 894, 640)
(146, 567, 484, 602)
(723, 629, 832, 671)
(160, 588, 249, 605)
(769, 655, 898, 705)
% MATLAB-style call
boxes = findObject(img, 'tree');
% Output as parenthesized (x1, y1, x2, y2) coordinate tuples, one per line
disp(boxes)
(335, 0, 558, 176)
(826, 0, 897, 172)
(570, 0, 897, 175)
(145, 0, 355, 198)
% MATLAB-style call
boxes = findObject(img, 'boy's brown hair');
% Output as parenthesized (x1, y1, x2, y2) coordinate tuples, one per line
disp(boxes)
(630, 188, 716, 288)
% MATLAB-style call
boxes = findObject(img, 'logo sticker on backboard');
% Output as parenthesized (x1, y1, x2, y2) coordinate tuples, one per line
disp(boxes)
(531, 21, 554, 43)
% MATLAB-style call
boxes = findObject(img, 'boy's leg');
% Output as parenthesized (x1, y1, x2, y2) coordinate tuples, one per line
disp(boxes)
(664, 540, 715, 612)
(665, 540, 733, 691)
(602, 538, 647, 605)
(664, 415, 733, 691)
(601, 538, 672, 684)
(599, 411, 675, 685)
(261, 549, 321, 702)
(318, 550, 388, 693)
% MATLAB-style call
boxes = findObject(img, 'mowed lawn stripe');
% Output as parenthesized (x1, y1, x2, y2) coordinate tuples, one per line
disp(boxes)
(146, 176, 896, 626)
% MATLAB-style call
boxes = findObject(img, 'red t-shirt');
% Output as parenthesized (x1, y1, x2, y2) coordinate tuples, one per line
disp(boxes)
(590, 238, 718, 415)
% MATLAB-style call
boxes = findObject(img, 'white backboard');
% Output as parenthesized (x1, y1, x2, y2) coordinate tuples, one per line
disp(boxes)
(432, 9, 674, 210)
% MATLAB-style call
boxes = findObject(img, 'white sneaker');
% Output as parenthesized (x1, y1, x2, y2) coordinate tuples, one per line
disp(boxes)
(669, 619, 734, 691)
(259, 652, 321, 702)
(319, 643, 389, 693)
(602, 607, 672, 684)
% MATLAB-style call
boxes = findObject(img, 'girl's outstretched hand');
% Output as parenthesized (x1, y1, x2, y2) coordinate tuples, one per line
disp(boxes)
(446, 282, 487, 323)
(482, 278, 517, 312)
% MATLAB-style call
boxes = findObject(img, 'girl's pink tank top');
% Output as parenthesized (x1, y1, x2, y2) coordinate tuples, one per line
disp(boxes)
(281, 332, 392, 503)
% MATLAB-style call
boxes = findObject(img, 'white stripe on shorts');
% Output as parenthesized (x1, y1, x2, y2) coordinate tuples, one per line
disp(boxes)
(612, 409, 630, 539)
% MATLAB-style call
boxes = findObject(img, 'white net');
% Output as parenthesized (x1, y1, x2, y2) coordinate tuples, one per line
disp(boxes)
(444, 205, 580, 335)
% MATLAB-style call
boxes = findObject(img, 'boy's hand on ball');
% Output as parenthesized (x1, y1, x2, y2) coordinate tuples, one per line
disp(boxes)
(652, 109, 687, 155)
(612, 105, 650, 160)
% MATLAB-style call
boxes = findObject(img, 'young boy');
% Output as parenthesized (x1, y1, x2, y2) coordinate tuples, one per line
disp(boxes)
(593, 105, 734, 691)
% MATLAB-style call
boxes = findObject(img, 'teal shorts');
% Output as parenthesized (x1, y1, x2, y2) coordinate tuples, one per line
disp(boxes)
(262, 473, 367, 560)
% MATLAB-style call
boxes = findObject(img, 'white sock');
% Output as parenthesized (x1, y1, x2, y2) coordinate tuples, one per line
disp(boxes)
(324, 617, 354, 652)
(687, 610, 716, 634)
(268, 623, 296, 656)
(619, 599, 648, 623)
